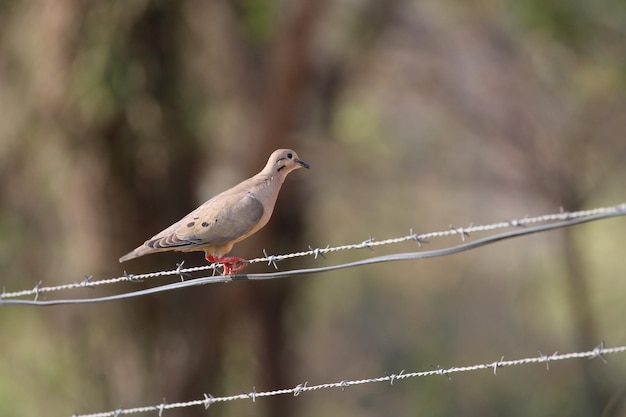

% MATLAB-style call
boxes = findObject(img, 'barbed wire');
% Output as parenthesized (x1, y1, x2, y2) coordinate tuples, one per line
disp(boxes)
(0, 211, 575, 305)
(2, 207, 625, 306)
(1, 203, 625, 305)
(71, 341, 625, 417)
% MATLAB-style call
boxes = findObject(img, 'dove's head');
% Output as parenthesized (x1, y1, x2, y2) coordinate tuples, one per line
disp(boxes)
(265, 149, 309, 175)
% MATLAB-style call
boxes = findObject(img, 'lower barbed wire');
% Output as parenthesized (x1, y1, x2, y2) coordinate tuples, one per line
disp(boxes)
(70, 343, 626, 417)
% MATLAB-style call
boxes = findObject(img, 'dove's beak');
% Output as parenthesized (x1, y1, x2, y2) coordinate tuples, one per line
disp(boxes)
(296, 159, 310, 169)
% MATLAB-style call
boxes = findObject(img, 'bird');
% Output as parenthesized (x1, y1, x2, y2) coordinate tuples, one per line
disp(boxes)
(119, 149, 309, 274)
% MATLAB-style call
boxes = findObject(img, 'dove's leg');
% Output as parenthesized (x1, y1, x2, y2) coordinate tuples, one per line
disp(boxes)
(206, 255, 248, 275)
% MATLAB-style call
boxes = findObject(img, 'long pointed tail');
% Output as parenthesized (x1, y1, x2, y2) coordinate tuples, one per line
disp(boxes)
(119, 245, 151, 263)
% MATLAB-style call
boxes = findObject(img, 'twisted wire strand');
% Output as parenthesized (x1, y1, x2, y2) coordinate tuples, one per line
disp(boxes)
(71, 342, 625, 417)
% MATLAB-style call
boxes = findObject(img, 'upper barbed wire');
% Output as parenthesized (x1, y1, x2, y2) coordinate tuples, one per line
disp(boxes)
(2, 203, 625, 301)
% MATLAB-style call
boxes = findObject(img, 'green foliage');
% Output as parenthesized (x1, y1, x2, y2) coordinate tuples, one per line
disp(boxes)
(513, 0, 588, 45)
(238, 0, 277, 45)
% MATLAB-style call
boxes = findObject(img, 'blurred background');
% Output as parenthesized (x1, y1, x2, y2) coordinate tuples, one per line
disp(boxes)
(1, 0, 626, 416)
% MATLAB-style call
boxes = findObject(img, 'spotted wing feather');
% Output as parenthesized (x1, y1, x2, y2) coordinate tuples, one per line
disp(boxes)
(146, 192, 264, 251)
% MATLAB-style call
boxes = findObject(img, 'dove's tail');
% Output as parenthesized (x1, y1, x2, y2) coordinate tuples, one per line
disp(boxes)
(119, 245, 151, 263)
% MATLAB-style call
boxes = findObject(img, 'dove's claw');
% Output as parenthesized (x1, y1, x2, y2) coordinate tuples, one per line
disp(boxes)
(206, 255, 248, 275)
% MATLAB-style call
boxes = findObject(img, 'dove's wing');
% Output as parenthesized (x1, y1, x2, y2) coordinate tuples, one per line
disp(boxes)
(145, 191, 265, 251)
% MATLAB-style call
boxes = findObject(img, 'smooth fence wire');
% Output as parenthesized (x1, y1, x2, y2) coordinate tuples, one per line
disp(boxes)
(71, 342, 626, 417)
(2, 202, 625, 301)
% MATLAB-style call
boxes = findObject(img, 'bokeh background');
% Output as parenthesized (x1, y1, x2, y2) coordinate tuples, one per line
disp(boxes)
(1, 1, 626, 416)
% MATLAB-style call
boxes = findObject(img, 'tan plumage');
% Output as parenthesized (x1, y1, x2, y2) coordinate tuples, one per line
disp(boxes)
(119, 149, 309, 272)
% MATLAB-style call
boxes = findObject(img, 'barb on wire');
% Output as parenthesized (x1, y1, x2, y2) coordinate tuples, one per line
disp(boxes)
(430, 364, 452, 380)
(175, 262, 191, 281)
(2, 203, 625, 303)
(449, 225, 470, 241)
(537, 350, 558, 371)
(590, 340, 608, 363)
(33, 281, 42, 301)
(71, 343, 626, 417)
(492, 356, 506, 376)
(81, 276, 94, 288)
(263, 249, 279, 270)
(308, 245, 328, 259)
(124, 271, 142, 283)
(202, 393, 214, 409)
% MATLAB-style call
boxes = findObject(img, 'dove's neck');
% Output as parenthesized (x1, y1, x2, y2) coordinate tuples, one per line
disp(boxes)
(259, 165, 290, 183)
(246, 171, 288, 226)
(255, 171, 287, 192)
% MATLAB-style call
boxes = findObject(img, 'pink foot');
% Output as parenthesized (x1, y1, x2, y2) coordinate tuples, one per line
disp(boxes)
(206, 255, 248, 275)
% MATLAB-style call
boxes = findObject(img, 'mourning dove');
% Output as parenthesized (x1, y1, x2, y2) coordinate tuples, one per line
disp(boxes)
(119, 149, 309, 274)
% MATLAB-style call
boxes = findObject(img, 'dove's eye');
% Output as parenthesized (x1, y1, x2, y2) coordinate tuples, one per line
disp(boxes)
(287, 153, 293, 159)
